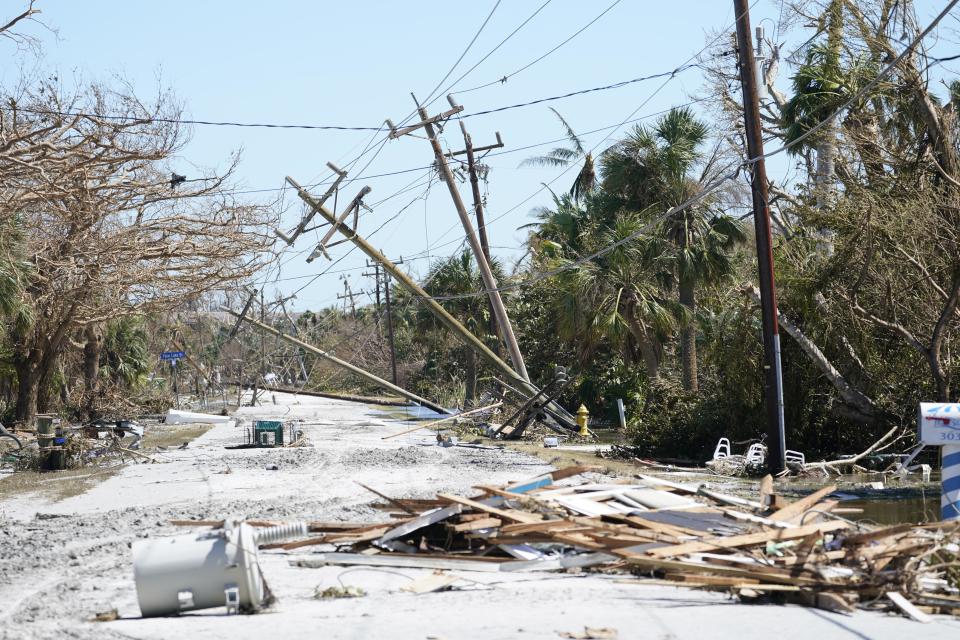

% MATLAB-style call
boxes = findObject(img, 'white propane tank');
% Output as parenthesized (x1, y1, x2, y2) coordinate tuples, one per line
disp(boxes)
(132, 520, 306, 617)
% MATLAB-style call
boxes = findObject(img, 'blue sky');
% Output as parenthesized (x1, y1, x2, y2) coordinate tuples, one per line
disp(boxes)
(11, 1, 959, 311)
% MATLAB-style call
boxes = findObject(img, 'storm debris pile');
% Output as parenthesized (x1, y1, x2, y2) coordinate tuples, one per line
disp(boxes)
(177, 466, 960, 620)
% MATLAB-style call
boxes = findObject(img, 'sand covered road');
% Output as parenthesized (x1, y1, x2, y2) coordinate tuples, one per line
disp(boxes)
(2, 392, 958, 640)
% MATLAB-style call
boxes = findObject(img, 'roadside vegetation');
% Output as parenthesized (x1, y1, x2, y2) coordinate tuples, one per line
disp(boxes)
(0, 1, 958, 467)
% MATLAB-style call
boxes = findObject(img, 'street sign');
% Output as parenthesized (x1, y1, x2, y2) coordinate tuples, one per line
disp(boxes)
(160, 351, 186, 361)
(918, 403, 960, 444)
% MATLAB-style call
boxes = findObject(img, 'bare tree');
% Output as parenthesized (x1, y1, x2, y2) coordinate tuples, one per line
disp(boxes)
(0, 77, 277, 423)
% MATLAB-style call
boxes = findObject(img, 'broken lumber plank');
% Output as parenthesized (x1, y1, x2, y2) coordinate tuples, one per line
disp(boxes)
(449, 517, 502, 533)
(773, 550, 846, 566)
(371, 498, 447, 511)
(634, 473, 699, 492)
(615, 578, 800, 592)
(768, 485, 837, 522)
(663, 573, 760, 586)
(840, 523, 915, 546)
(644, 520, 850, 558)
(437, 493, 542, 523)
(291, 553, 505, 572)
(357, 482, 417, 515)
(721, 509, 796, 529)
(886, 592, 932, 623)
(499, 519, 582, 535)
(697, 486, 764, 510)
(617, 553, 824, 586)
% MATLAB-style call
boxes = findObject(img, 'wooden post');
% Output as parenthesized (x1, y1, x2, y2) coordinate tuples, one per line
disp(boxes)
(735, 0, 786, 473)
(382, 263, 399, 386)
(407, 99, 529, 382)
(277, 297, 309, 385)
(221, 307, 451, 416)
(460, 123, 501, 348)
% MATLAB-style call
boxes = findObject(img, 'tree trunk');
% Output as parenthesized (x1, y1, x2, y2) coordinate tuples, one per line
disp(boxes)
(83, 323, 104, 418)
(464, 349, 477, 407)
(84, 324, 103, 393)
(36, 354, 58, 414)
(14, 357, 39, 426)
(679, 279, 698, 393)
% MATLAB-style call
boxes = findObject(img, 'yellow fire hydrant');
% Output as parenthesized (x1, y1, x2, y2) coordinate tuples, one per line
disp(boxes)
(577, 404, 590, 436)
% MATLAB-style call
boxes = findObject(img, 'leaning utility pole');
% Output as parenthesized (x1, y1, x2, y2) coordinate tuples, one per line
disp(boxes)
(389, 96, 529, 382)
(277, 295, 309, 385)
(285, 175, 577, 429)
(734, 0, 787, 473)
(222, 307, 450, 416)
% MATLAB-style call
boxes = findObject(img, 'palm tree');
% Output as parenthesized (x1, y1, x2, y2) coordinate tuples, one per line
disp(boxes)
(521, 108, 596, 201)
(536, 205, 681, 380)
(601, 107, 744, 393)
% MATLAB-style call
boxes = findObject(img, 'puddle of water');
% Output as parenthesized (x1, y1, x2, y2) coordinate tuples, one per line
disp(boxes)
(841, 494, 941, 525)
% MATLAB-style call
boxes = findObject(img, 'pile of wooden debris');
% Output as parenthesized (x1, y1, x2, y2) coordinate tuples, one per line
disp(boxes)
(179, 466, 960, 621)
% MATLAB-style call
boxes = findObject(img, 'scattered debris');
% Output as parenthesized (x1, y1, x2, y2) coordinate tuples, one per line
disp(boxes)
(314, 585, 366, 599)
(557, 628, 618, 640)
(133, 519, 306, 617)
(198, 466, 960, 620)
(92, 608, 119, 622)
(399, 570, 461, 594)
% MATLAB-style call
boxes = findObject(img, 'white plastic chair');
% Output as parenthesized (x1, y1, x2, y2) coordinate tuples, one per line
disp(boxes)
(745, 443, 767, 465)
(785, 449, 806, 466)
(712, 437, 731, 461)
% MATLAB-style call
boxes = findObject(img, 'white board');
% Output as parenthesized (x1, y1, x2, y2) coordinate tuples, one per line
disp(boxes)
(918, 403, 960, 444)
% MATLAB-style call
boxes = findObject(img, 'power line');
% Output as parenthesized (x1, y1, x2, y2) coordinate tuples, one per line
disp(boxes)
(0, 105, 383, 130)
(423, 0, 960, 302)
(458, 64, 708, 120)
(427, 0, 554, 104)
(453, 0, 624, 95)
(421, 0, 503, 106)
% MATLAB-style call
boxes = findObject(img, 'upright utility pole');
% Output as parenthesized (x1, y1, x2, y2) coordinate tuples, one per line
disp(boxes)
(449, 124, 503, 264)
(452, 124, 504, 346)
(364, 255, 402, 385)
(383, 265, 399, 385)
(734, 0, 787, 473)
(277, 296, 309, 385)
(392, 96, 529, 382)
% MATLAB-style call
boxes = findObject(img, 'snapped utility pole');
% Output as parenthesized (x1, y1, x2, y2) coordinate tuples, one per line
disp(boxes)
(390, 95, 529, 382)
(734, 0, 787, 473)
